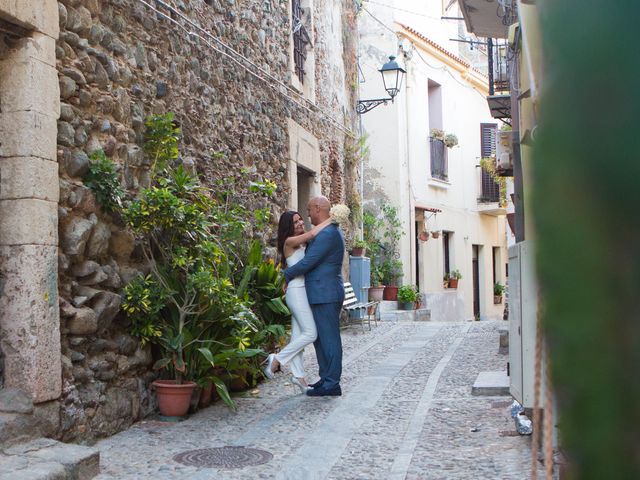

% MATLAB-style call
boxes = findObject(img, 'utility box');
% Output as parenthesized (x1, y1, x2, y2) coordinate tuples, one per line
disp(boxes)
(349, 256, 370, 305)
(508, 240, 541, 408)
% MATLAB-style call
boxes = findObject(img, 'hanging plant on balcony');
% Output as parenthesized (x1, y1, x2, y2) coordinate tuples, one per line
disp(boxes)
(430, 128, 458, 149)
(480, 157, 508, 207)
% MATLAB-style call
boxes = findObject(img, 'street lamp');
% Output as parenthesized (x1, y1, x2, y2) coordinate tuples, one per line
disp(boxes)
(357, 55, 406, 114)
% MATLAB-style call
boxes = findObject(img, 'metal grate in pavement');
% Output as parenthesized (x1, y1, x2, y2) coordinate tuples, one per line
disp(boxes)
(173, 446, 273, 469)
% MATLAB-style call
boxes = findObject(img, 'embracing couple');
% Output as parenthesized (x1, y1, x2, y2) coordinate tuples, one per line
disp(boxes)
(263, 195, 345, 397)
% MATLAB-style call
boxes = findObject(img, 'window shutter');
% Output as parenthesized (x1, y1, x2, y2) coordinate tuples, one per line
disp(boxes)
(480, 123, 500, 202)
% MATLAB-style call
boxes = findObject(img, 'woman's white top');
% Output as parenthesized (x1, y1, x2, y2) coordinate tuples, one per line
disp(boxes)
(286, 246, 305, 288)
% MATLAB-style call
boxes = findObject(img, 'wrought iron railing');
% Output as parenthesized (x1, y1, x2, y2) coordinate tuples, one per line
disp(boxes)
(487, 38, 510, 95)
(478, 168, 500, 203)
(430, 138, 448, 181)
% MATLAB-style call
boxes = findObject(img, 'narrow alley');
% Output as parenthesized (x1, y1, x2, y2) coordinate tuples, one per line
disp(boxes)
(94, 319, 534, 479)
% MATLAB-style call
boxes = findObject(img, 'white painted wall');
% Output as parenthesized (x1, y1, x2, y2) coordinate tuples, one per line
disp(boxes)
(359, 2, 508, 321)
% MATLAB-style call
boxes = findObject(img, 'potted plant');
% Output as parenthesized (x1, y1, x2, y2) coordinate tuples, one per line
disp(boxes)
(447, 269, 462, 289)
(368, 264, 385, 301)
(121, 114, 278, 417)
(418, 230, 430, 242)
(382, 259, 403, 300)
(397, 285, 418, 310)
(494, 282, 505, 304)
(351, 239, 368, 257)
(431, 230, 440, 239)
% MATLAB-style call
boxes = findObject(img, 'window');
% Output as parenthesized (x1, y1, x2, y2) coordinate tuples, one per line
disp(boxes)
(292, 0, 311, 84)
(428, 80, 445, 180)
(430, 137, 448, 180)
(479, 123, 500, 202)
(443, 231, 451, 277)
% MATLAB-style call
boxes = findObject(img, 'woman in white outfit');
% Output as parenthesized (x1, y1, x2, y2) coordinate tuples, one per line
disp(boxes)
(263, 211, 331, 392)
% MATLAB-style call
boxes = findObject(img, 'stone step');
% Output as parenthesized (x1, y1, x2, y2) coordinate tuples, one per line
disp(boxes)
(0, 438, 100, 480)
(0, 412, 40, 448)
(380, 308, 430, 322)
(471, 370, 510, 396)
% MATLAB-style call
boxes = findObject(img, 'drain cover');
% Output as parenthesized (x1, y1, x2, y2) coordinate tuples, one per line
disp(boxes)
(173, 446, 273, 469)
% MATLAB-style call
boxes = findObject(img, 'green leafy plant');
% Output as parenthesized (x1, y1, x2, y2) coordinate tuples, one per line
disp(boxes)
(122, 113, 290, 412)
(84, 149, 124, 213)
(430, 128, 458, 149)
(450, 269, 463, 280)
(494, 282, 505, 296)
(144, 112, 181, 174)
(352, 239, 368, 249)
(397, 285, 418, 303)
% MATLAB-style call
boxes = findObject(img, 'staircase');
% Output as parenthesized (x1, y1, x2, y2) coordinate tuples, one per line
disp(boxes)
(0, 389, 99, 480)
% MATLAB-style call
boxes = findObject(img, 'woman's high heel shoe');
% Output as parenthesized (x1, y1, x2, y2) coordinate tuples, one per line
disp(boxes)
(263, 354, 279, 379)
(290, 376, 311, 393)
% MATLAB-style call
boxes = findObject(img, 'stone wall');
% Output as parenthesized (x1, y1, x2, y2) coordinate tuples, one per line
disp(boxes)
(53, 0, 358, 442)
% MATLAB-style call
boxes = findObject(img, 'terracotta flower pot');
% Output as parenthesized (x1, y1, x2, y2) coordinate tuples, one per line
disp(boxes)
(494, 295, 503, 304)
(448, 278, 459, 289)
(152, 380, 197, 417)
(351, 247, 366, 257)
(431, 231, 440, 239)
(368, 286, 385, 301)
(419, 231, 430, 242)
(383, 286, 398, 300)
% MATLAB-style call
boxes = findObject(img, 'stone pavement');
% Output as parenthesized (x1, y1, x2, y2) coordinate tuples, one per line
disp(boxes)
(94, 320, 539, 479)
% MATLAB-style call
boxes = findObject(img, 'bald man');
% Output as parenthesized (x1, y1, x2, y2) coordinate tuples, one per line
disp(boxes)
(283, 196, 345, 396)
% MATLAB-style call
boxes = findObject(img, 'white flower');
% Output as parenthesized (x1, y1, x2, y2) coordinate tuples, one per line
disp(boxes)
(330, 204, 350, 225)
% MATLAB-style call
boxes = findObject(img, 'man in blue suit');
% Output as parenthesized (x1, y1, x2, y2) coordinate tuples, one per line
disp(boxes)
(284, 196, 345, 396)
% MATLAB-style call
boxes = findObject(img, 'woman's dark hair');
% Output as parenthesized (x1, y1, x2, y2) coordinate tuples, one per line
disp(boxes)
(277, 210, 298, 267)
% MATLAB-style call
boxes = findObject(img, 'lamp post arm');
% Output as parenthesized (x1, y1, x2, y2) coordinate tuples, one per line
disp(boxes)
(356, 97, 393, 114)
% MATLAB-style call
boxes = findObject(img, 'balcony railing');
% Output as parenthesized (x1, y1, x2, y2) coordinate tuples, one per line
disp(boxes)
(488, 38, 510, 95)
(478, 168, 500, 203)
(430, 138, 448, 181)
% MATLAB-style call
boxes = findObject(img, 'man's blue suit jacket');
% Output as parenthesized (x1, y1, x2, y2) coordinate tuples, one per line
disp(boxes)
(283, 223, 345, 305)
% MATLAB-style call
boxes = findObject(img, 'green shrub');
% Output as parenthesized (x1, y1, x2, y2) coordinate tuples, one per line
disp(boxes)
(84, 149, 124, 213)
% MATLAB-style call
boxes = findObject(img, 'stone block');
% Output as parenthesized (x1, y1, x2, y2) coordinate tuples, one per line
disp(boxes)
(0, 245, 61, 403)
(10, 438, 99, 480)
(0, 388, 34, 414)
(0, 111, 57, 161)
(3, 33, 56, 68)
(0, 55, 60, 116)
(66, 307, 98, 335)
(0, 157, 59, 202)
(0, 454, 66, 480)
(0, 199, 57, 246)
(0, 0, 60, 38)
(471, 370, 510, 396)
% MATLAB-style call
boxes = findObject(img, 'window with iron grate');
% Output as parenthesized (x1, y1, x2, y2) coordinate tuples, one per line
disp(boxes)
(292, 0, 310, 84)
(430, 137, 448, 181)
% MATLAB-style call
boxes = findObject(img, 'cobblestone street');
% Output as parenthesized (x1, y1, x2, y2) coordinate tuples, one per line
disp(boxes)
(92, 319, 536, 479)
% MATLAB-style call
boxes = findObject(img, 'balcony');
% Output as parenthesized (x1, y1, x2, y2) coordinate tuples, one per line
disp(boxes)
(457, 0, 517, 39)
(487, 38, 511, 124)
(477, 168, 506, 216)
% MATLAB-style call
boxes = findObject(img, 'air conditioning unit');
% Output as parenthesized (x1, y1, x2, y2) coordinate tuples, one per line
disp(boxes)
(496, 130, 513, 173)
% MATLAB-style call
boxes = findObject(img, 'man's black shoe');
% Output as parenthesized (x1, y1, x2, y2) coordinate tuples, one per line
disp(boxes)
(306, 385, 342, 397)
(309, 380, 323, 389)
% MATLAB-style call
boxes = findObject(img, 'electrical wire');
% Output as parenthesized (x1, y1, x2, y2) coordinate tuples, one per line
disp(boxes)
(132, 0, 355, 136)
(363, 0, 447, 21)
(361, 5, 489, 101)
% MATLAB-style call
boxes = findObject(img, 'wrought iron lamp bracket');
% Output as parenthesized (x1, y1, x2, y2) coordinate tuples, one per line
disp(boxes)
(356, 97, 393, 114)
